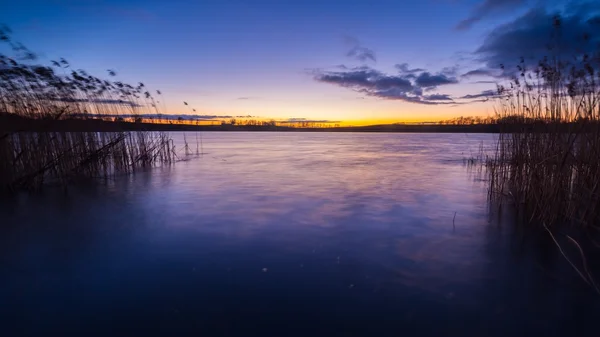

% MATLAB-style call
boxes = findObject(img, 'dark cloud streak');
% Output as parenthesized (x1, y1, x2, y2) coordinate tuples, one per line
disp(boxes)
(396, 63, 424, 74)
(460, 89, 498, 99)
(313, 65, 458, 105)
(457, 0, 529, 30)
(344, 36, 377, 63)
(461, 68, 499, 78)
(414, 72, 458, 87)
(424, 94, 453, 101)
(347, 46, 377, 62)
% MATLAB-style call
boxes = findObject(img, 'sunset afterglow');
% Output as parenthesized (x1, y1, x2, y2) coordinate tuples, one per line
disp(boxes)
(2, 0, 596, 124)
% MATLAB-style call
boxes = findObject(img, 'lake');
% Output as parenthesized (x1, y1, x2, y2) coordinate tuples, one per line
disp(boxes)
(1, 132, 598, 337)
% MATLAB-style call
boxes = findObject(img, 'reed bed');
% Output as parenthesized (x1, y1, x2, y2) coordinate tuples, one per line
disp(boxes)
(0, 26, 177, 192)
(483, 18, 600, 290)
(487, 53, 600, 229)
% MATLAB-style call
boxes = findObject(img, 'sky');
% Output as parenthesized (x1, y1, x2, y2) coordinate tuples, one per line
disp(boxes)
(1, 0, 599, 123)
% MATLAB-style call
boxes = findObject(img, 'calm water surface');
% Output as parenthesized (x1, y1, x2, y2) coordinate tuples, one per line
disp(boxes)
(1, 132, 598, 337)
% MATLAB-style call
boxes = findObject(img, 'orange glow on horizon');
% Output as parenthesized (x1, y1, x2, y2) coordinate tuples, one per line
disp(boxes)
(110, 114, 494, 128)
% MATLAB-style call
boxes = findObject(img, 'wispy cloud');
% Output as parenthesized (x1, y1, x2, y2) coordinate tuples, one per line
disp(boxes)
(395, 63, 425, 74)
(344, 36, 376, 63)
(424, 94, 454, 101)
(347, 46, 377, 63)
(460, 89, 499, 99)
(457, 0, 529, 30)
(460, 68, 500, 78)
(236, 96, 261, 100)
(441, 65, 460, 77)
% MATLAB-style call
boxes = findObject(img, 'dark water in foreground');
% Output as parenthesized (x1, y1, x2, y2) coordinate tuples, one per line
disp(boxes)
(1, 133, 598, 337)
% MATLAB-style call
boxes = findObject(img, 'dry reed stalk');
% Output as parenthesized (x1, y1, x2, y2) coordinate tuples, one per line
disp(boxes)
(481, 16, 600, 291)
(0, 26, 181, 192)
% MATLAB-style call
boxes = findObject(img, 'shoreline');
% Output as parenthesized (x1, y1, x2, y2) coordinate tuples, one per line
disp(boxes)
(1, 115, 500, 133)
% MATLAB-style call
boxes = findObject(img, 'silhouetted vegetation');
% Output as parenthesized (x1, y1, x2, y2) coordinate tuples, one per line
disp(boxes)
(1, 111, 505, 133)
(484, 16, 600, 291)
(0, 26, 176, 192)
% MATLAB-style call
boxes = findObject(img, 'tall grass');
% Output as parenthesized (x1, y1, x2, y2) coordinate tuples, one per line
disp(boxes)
(487, 46, 600, 229)
(485, 17, 600, 290)
(0, 26, 176, 192)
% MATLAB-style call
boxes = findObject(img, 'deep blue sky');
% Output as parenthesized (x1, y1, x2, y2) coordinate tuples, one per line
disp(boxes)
(2, 0, 598, 122)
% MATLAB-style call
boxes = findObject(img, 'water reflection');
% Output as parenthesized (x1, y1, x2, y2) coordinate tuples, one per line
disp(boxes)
(1, 132, 598, 337)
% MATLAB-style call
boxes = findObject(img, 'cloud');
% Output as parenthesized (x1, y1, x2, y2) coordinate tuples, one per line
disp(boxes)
(457, 0, 529, 30)
(343, 35, 360, 46)
(460, 89, 499, 99)
(344, 36, 376, 63)
(441, 65, 460, 76)
(347, 46, 377, 62)
(460, 68, 499, 78)
(313, 65, 458, 105)
(424, 94, 453, 101)
(316, 67, 385, 88)
(414, 72, 459, 87)
(395, 63, 424, 74)
(474, 5, 600, 74)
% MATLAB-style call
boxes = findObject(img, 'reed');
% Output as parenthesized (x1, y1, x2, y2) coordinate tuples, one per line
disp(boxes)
(461, 17, 600, 293)
(486, 17, 600, 230)
(0, 26, 176, 192)
(481, 16, 600, 291)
